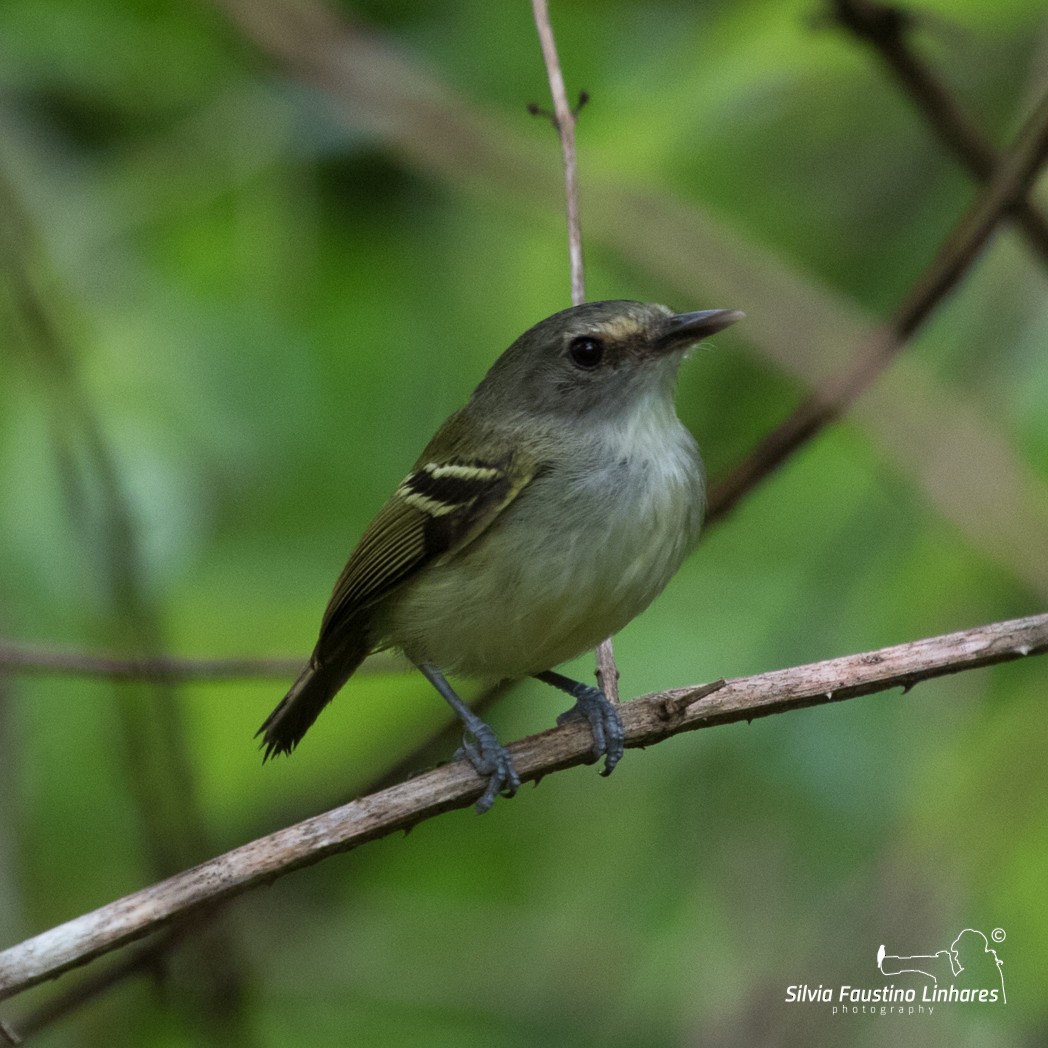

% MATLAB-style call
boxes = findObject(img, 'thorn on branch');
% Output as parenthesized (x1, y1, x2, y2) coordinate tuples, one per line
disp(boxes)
(526, 90, 590, 128)
(658, 678, 727, 719)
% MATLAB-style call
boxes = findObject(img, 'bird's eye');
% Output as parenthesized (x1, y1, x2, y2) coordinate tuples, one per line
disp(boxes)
(568, 336, 604, 370)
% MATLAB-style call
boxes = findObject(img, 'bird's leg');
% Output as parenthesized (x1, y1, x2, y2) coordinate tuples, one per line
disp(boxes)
(535, 669, 625, 776)
(417, 663, 520, 814)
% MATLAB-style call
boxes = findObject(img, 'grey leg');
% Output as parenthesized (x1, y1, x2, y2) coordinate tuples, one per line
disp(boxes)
(418, 663, 520, 814)
(535, 670, 625, 776)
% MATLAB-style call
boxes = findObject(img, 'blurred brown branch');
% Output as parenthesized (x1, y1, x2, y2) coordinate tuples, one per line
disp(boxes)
(1, 612, 1044, 1006)
(0, 643, 303, 683)
(707, 76, 1048, 522)
(596, 181, 1048, 596)
(830, 0, 1048, 264)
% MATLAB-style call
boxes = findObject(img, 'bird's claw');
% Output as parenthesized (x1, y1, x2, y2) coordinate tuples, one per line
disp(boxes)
(455, 722, 521, 814)
(557, 685, 625, 776)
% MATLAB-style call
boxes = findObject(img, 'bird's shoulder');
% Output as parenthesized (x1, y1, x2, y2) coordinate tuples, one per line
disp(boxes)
(317, 412, 543, 638)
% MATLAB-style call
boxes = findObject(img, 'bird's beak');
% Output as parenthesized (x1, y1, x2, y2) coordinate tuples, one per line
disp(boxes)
(657, 308, 744, 352)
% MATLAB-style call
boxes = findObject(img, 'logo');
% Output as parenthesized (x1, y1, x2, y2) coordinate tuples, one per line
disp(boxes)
(785, 927, 1006, 1016)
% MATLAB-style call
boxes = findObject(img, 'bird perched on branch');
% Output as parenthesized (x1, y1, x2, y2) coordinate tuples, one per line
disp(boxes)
(259, 300, 743, 812)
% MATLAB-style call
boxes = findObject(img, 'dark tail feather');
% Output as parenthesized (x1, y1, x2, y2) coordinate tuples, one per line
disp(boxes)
(257, 639, 367, 760)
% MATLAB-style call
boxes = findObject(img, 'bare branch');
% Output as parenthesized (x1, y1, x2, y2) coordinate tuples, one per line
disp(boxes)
(8, 927, 183, 1041)
(6, 680, 514, 1040)
(531, 0, 585, 305)
(2, 612, 1045, 1003)
(708, 78, 1048, 521)
(530, 1, 621, 703)
(594, 642, 621, 706)
(830, 0, 1048, 264)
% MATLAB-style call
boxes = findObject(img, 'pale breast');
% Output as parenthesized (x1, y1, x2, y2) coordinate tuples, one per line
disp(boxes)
(379, 412, 705, 679)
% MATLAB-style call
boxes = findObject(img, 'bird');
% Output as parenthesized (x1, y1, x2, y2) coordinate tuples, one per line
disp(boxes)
(258, 299, 743, 812)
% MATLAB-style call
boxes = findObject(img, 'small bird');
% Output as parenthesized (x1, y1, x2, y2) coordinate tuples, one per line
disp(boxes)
(259, 300, 743, 812)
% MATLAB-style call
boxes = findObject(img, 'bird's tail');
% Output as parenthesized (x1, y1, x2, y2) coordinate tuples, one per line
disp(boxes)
(257, 637, 368, 760)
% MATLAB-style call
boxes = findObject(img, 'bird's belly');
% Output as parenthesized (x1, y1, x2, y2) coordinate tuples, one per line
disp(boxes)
(378, 452, 704, 679)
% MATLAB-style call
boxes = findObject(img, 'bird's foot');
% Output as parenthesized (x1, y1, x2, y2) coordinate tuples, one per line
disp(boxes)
(455, 722, 521, 814)
(417, 662, 521, 814)
(556, 684, 625, 776)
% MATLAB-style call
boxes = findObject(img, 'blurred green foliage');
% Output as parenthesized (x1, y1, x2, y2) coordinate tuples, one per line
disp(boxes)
(1, 0, 1047, 1045)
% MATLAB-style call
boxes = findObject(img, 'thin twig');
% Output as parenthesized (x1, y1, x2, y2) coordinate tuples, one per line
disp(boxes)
(830, 0, 1048, 264)
(531, 0, 585, 305)
(708, 78, 1048, 522)
(1, 612, 1045, 1003)
(594, 644, 621, 706)
(530, 0, 621, 704)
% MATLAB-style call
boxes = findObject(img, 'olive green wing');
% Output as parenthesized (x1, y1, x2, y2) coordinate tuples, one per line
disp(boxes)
(317, 454, 536, 645)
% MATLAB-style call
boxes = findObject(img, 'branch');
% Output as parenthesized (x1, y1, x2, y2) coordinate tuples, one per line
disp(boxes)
(2, 612, 1045, 1002)
(707, 77, 1048, 521)
(1, 680, 514, 1041)
(530, 0, 585, 305)
(0, 643, 304, 683)
(530, 1, 622, 704)
(8, 926, 184, 1040)
(830, 0, 1048, 265)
